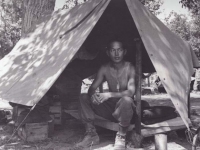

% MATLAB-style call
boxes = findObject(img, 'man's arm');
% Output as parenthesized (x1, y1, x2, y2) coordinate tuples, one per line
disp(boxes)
(88, 66, 105, 98)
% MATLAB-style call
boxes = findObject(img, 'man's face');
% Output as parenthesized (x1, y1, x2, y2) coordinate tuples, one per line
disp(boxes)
(107, 41, 126, 63)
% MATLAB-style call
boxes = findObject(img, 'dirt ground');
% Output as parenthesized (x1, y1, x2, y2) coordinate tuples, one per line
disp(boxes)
(1, 93, 200, 150)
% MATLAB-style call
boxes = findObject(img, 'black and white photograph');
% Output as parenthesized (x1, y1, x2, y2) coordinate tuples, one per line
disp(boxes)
(0, 0, 200, 149)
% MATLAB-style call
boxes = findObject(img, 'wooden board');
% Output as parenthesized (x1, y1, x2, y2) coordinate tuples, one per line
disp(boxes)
(141, 125, 187, 137)
(18, 122, 48, 142)
(65, 110, 189, 137)
(49, 103, 62, 125)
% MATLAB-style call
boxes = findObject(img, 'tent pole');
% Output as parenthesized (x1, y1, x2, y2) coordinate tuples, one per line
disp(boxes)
(135, 39, 142, 134)
(129, 39, 143, 148)
(188, 92, 191, 119)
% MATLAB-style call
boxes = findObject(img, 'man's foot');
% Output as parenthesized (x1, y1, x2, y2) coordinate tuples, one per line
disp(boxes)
(113, 133, 126, 150)
(75, 131, 99, 149)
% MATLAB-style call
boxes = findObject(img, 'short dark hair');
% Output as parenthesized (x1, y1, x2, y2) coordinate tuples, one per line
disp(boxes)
(106, 38, 126, 50)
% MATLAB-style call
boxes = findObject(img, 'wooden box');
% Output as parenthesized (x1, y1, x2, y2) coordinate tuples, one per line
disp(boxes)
(49, 103, 63, 125)
(18, 122, 48, 142)
(17, 120, 54, 142)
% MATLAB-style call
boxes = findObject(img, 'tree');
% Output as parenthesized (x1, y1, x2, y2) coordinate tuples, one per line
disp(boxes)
(164, 12, 191, 41)
(0, 0, 56, 59)
(63, 0, 87, 9)
(139, 0, 164, 15)
(190, 15, 200, 53)
(179, 0, 200, 15)
(63, 0, 164, 15)
(177, 0, 200, 54)
(0, 0, 22, 58)
(22, 0, 56, 35)
(165, 11, 200, 54)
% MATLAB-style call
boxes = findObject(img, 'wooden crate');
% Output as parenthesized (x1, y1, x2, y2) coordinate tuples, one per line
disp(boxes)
(18, 121, 54, 142)
(49, 105, 61, 113)
(49, 103, 63, 125)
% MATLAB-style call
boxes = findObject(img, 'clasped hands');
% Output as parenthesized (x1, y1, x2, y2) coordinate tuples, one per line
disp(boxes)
(91, 93, 111, 105)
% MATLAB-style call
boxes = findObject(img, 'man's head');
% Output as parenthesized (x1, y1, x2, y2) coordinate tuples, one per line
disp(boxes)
(106, 40, 127, 63)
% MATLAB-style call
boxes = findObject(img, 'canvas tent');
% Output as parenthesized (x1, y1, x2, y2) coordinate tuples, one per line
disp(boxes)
(0, 0, 199, 129)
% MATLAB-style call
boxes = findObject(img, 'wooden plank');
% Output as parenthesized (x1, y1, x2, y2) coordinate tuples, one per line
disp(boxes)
(65, 110, 189, 137)
(95, 120, 135, 131)
(141, 125, 186, 137)
(49, 102, 62, 125)
(65, 109, 135, 131)
(141, 117, 190, 128)
(135, 39, 142, 134)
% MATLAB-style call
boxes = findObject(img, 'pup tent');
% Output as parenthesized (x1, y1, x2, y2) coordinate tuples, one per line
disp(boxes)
(0, 0, 199, 132)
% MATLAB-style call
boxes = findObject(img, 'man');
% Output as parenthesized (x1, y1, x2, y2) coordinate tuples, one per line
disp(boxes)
(76, 40, 136, 150)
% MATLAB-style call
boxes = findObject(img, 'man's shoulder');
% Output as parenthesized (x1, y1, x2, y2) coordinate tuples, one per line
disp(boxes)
(125, 61, 135, 68)
(125, 62, 135, 75)
(100, 62, 110, 69)
(98, 63, 109, 74)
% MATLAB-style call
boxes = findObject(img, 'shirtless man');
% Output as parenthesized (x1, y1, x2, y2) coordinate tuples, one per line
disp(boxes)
(76, 40, 136, 150)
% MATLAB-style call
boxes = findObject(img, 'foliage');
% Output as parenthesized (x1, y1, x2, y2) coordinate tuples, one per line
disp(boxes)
(139, 0, 164, 15)
(164, 12, 200, 54)
(190, 15, 200, 53)
(63, 0, 87, 9)
(164, 12, 191, 41)
(63, 0, 164, 15)
(181, 0, 200, 54)
(0, 0, 22, 58)
(179, 0, 200, 15)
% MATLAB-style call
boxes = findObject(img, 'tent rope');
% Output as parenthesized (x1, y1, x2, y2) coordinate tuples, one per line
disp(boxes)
(59, 0, 104, 39)
(185, 128, 197, 147)
(6, 104, 37, 143)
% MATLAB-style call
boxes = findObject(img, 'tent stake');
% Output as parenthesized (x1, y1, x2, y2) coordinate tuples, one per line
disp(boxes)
(135, 39, 142, 134)
(6, 104, 37, 143)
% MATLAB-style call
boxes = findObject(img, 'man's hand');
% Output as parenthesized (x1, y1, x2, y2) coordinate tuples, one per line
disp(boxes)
(91, 93, 111, 105)
(91, 93, 101, 105)
(98, 93, 111, 103)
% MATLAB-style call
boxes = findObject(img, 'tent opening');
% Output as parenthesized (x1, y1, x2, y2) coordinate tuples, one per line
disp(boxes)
(67, 0, 155, 79)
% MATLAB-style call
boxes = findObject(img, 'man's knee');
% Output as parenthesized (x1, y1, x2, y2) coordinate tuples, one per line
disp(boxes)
(118, 96, 136, 111)
(114, 96, 135, 127)
(120, 96, 133, 105)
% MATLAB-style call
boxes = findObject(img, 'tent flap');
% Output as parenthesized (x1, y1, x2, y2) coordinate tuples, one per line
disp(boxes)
(126, 0, 199, 128)
(0, 0, 111, 106)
